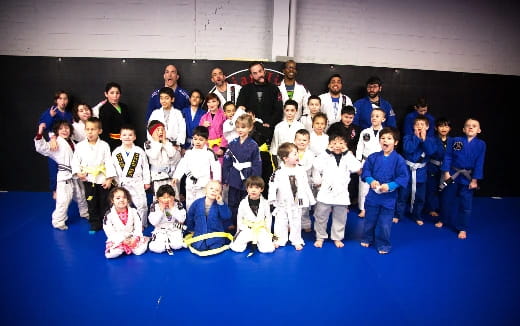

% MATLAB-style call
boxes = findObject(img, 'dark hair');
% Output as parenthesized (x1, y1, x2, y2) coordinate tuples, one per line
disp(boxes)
(341, 105, 356, 116)
(72, 103, 92, 122)
(245, 175, 265, 189)
(284, 99, 299, 110)
(205, 93, 221, 107)
(190, 88, 203, 98)
(156, 184, 175, 198)
(223, 101, 236, 112)
(435, 117, 451, 128)
(53, 90, 69, 104)
(328, 133, 347, 143)
(366, 76, 382, 86)
(379, 127, 400, 142)
(86, 117, 102, 129)
(277, 142, 298, 159)
(415, 97, 428, 108)
(211, 67, 224, 76)
(295, 128, 310, 138)
(120, 124, 136, 134)
(307, 95, 321, 104)
(108, 186, 133, 206)
(328, 74, 342, 84)
(414, 115, 430, 127)
(248, 61, 264, 73)
(193, 126, 209, 139)
(312, 112, 328, 124)
(105, 82, 121, 93)
(159, 87, 174, 99)
(52, 120, 74, 136)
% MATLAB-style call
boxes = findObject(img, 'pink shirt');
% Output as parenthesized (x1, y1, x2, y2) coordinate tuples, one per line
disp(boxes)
(199, 108, 228, 152)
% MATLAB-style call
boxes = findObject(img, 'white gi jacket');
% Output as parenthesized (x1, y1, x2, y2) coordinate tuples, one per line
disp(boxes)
(144, 139, 181, 181)
(112, 144, 151, 186)
(319, 92, 353, 126)
(148, 108, 186, 146)
(278, 80, 310, 119)
(268, 164, 316, 209)
(72, 138, 116, 184)
(212, 83, 242, 105)
(103, 206, 144, 245)
(356, 127, 383, 162)
(270, 120, 306, 156)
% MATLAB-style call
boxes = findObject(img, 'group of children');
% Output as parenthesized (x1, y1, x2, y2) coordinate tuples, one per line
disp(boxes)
(35, 87, 486, 258)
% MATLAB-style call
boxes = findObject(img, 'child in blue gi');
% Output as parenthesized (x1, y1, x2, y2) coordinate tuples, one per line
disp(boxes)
(440, 118, 486, 239)
(222, 114, 262, 231)
(181, 89, 205, 149)
(185, 180, 232, 256)
(424, 117, 452, 224)
(360, 127, 409, 254)
(394, 116, 436, 225)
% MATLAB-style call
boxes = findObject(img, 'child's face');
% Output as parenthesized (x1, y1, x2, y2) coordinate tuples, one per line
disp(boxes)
(463, 119, 481, 137)
(340, 113, 354, 126)
(77, 105, 92, 121)
(224, 105, 236, 119)
(379, 132, 397, 154)
(85, 121, 101, 142)
(207, 98, 220, 112)
(151, 125, 165, 141)
(294, 133, 310, 151)
(329, 137, 347, 154)
(206, 181, 222, 200)
(247, 185, 263, 200)
(192, 134, 207, 149)
(312, 116, 327, 135)
(57, 124, 71, 139)
(158, 192, 174, 208)
(120, 129, 136, 146)
(283, 148, 299, 166)
(413, 120, 429, 133)
(415, 105, 428, 115)
(284, 105, 297, 121)
(308, 99, 321, 114)
(370, 110, 386, 127)
(159, 93, 174, 109)
(436, 124, 451, 137)
(190, 92, 202, 107)
(112, 190, 128, 211)
(105, 87, 121, 105)
(56, 93, 69, 110)
(236, 123, 252, 138)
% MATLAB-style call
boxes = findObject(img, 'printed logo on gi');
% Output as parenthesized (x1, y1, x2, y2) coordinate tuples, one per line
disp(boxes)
(363, 133, 371, 142)
(453, 141, 463, 150)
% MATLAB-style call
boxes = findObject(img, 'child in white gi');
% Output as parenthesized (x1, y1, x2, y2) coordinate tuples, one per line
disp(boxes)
(309, 112, 329, 156)
(356, 108, 385, 218)
(222, 101, 246, 144)
(173, 126, 222, 211)
(268, 142, 315, 250)
(230, 176, 275, 255)
(270, 99, 305, 164)
(72, 117, 116, 233)
(312, 134, 361, 248)
(103, 187, 148, 259)
(147, 87, 186, 148)
(112, 125, 151, 227)
(294, 128, 315, 232)
(144, 120, 181, 197)
(71, 103, 92, 143)
(298, 95, 321, 133)
(35, 121, 89, 230)
(148, 184, 187, 254)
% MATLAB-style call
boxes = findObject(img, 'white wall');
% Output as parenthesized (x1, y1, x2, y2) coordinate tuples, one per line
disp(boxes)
(0, 0, 518, 75)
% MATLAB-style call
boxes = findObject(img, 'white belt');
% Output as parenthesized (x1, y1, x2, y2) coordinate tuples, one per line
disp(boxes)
(406, 160, 427, 213)
(233, 161, 252, 180)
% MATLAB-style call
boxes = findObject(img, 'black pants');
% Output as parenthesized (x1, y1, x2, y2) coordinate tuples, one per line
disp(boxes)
(83, 182, 110, 231)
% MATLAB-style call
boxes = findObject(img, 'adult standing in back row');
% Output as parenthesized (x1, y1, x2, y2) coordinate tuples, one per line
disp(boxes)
(319, 74, 353, 127)
(145, 64, 190, 121)
(354, 76, 397, 130)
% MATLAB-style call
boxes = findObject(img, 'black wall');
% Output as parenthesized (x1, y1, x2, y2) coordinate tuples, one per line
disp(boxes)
(1, 55, 517, 196)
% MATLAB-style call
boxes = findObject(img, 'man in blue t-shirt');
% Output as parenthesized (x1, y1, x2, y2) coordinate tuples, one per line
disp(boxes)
(353, 76, 396, 129)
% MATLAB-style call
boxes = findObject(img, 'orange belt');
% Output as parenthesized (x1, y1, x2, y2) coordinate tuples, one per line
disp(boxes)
(109, 133, 120, 140)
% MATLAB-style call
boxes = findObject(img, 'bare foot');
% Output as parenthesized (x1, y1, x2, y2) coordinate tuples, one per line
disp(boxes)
(378, 250, 389, 255)
(295, 244, 303, 251)
(392, 217, 399, 224)
(458, 231, 467, 239)
(313, 239, 323, 248)
(334, 240, 344, 248)
(434, 221, 443, 228)
(429, 211, 439, 217)
(416, 220, 424, 226)
(358, 210, 365, 218)
(360, 242, 370, 248)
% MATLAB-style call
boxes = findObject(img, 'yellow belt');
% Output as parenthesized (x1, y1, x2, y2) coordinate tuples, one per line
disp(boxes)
(183, 232, 234, 256)
(242, 219, 271, 242)
(258, 143, 276, 170)
(82, 164, 106, 200)
(207, 138, 222, 148)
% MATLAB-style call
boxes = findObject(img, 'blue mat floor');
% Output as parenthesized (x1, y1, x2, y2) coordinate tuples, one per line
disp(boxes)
(0, 192, 519, 325)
